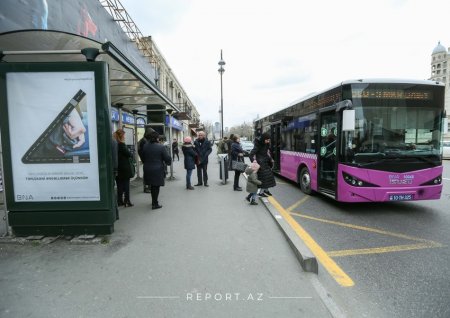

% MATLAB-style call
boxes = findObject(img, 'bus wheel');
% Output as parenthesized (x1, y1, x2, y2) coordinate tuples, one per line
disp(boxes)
(300, 167, 312, 195)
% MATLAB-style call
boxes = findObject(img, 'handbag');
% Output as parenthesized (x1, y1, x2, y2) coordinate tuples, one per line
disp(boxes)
(231, 160, 247, 172)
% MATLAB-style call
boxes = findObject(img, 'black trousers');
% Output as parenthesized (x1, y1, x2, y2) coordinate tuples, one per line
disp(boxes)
(233, 171, 241, 189)
(173, 151, 179, 161)
(116, 177, 130, 202)
(197, 163, 208, 185)
(150, 185, 160, 205)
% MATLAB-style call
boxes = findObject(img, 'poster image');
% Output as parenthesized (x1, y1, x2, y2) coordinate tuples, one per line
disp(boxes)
(7, 71, 100, 202)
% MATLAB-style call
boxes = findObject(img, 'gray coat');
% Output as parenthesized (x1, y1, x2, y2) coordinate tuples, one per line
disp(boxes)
(245, 167, 262, 193)
(142, 142, 172, 186)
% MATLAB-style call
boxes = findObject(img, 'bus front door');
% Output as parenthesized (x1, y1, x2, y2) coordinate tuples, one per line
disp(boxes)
(318, 111, 337, 196)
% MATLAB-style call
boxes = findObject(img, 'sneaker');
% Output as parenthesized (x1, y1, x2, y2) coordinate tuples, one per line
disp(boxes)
(234, 187, 242, 191)
(187, 186, 195, 190)
(264, 190, 272, 196)
(152, 204, 162, 210)
(195, 183, 203, 186)
(250, 201, 258, 205)
(245, 196, 251, 202)
(258, 192, 268, 197)
(204, 184, 209, 187)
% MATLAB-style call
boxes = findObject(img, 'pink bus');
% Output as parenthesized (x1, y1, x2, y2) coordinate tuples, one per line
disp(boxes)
(255, 79, 447, 202)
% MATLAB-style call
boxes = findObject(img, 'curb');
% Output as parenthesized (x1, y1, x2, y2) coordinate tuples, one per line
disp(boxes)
(259, 196, 318, 274)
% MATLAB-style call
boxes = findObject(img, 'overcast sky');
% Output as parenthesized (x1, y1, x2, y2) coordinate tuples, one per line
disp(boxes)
(121, 0, 449, 128)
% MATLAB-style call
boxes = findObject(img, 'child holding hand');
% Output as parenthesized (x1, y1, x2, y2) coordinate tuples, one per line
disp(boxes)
(245, 162, 262, 205)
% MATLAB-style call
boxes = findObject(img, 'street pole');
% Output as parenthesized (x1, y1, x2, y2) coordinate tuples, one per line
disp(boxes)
(218, 50, 225, 139)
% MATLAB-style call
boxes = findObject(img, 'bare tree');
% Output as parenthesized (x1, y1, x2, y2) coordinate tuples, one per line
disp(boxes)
(229, 121, 253, 140)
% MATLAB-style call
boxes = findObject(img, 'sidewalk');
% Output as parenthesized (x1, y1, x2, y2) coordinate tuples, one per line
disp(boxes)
(0, 154, 337, 318)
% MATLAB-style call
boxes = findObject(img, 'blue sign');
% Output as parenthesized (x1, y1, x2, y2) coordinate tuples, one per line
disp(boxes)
(111, 108, 146, 126)
(165, 115, 183, 131)
(136, 117, 146, 127)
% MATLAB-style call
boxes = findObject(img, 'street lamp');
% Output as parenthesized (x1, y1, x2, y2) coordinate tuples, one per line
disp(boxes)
(218, 50, 225, 139)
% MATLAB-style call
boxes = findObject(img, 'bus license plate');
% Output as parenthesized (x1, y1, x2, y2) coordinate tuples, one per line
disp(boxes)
(389, 194, 414, 201)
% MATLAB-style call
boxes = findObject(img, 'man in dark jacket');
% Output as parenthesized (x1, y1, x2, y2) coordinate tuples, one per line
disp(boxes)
(142, 131, 172, 209)
(138, 127, 155, 193)
(194, 131, 212, 186)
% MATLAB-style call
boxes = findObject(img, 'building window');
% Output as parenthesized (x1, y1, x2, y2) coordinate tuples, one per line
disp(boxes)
(443, 77, 446, 83)
(432, 65, 436, 70)
(437, 64, 441, 68)
(437, 70, 441, 74)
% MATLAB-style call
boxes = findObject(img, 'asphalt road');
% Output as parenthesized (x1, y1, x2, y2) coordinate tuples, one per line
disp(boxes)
(269, 160, 450, 318)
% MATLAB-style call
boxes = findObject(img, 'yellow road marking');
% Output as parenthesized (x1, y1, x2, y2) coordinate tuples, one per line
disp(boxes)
(289, 212, 438, 244)
(286, 196, 310, 212)
(268, 196, 354, 287)
(327, 242, 443, 257)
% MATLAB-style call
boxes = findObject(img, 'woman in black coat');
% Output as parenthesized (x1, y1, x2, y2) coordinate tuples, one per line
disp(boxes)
(142, 131, 172, 209)
(114, 129, 134, 207)
(181, 136, 196, 190)
(249, 132, 276, 197)
(230, 135, 245, 191)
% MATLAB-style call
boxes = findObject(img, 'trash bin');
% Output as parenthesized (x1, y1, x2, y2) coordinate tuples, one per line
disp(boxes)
(218, 154, 229, 184)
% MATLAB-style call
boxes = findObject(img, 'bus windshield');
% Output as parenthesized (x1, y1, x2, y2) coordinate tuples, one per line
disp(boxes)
(341, 106, 443, 169)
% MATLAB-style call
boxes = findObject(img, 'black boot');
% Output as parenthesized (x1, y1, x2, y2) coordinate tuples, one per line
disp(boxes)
(124, 199, 134, 207)
(250, 199, 258, 205)
(152, 203, 162, 210)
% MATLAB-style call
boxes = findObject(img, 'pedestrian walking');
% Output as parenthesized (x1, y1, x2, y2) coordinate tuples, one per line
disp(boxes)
(230, 134, 245, 191)
(249, 132, 276, 197)
(113, 129, 134, 207)
(142, 131, 172, 209)
(245, 161, 262, 205)
(172, 138, 180, 161)
(182, 136, 196, 190)
(193, 131, 212, 186)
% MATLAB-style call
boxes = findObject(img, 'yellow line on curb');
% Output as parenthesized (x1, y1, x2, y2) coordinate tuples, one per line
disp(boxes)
(287, 196, 310, 212)
(268, 196, 354, 287)
(327, 242, 443, 257)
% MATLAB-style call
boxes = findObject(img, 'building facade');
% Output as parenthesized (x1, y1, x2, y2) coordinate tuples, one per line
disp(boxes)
(430, 41, 450, 139)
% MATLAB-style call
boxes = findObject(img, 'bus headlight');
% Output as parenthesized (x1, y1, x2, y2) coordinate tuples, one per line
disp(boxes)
(343, 172, 378, 187)
(420, 175, 442, 186)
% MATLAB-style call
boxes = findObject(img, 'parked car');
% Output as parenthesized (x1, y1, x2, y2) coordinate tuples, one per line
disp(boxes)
(443, 141, 450, 159)
(241, 140, 254, 156)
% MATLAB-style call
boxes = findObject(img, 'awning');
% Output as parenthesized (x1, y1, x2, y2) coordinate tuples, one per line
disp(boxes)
(191, 128, 197, 136)
(0, 30, 179, 114)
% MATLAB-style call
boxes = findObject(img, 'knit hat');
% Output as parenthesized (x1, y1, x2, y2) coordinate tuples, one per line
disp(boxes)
(183, 136, 192, 143)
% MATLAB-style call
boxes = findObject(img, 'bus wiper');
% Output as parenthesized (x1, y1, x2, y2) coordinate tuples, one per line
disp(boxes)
(357, 157, 390, 167)
(398, 155, 439, 166)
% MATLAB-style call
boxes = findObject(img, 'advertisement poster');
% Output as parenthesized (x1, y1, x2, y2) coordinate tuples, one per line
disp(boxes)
(7, 71, 100, 202)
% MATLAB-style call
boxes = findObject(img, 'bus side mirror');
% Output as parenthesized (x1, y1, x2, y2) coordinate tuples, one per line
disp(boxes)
(342, 109, 355, 131)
